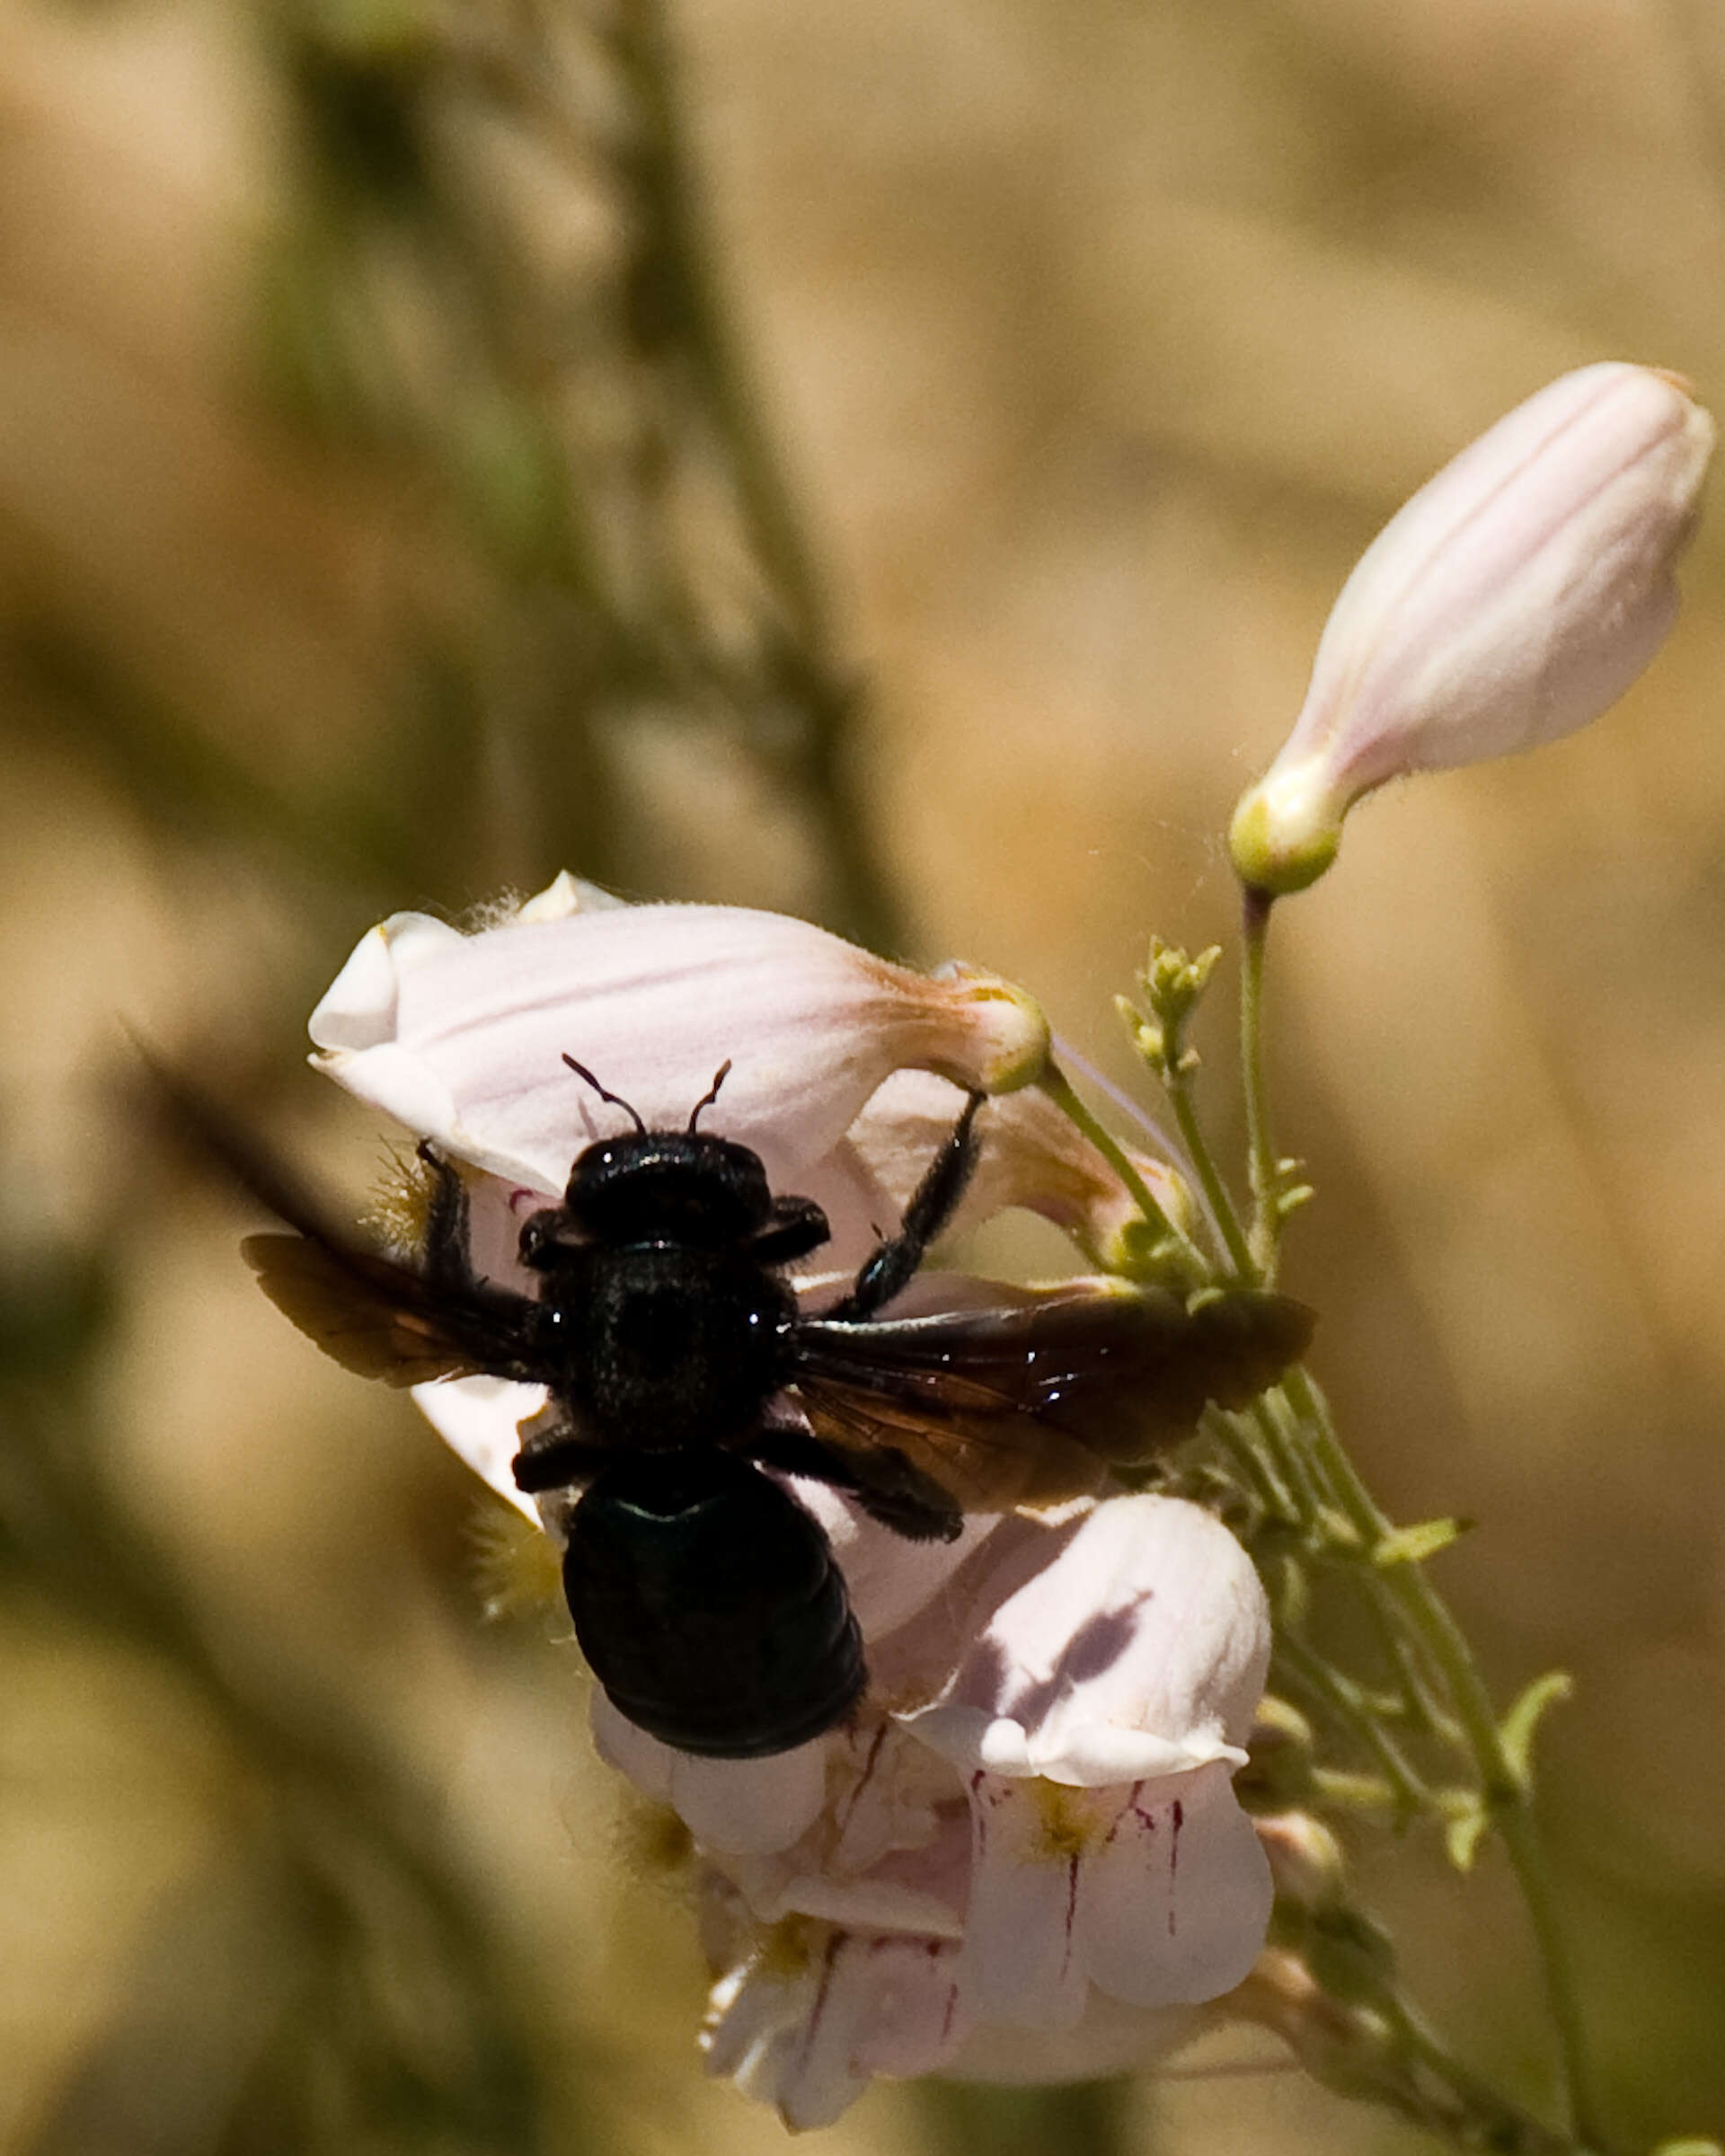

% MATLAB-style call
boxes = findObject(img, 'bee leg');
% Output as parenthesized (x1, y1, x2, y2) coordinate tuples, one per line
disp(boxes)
(512, 1433, 613, 1495)
(748, 1195, 832, 1268)
(416, 1142, 479, 1291)
(823, 1091, 986, 1321)
(745, 1419, 964, 1542)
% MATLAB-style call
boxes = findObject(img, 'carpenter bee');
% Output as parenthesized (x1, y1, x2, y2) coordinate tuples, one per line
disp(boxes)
(164, 1057, 1313, 1758)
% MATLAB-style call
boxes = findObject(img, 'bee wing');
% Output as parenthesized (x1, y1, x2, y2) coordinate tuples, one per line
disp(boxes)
(792, 1281, 1313, 1512)
(142, 1047, 544, 1388)
(242, 1231, 542, 1388)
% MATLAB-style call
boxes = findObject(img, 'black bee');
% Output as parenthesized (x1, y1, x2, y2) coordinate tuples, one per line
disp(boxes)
(165, 1056, 1312, 1759)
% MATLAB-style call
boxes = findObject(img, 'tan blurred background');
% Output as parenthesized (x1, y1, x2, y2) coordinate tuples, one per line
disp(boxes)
(3, 0, 1724, 2150)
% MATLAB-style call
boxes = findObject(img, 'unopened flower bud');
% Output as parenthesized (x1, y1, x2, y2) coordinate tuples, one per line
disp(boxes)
(1231, 363, 1714, 895)
(1236, 1695, 1316, 1809)
(1256, 1810, 1345, 1908)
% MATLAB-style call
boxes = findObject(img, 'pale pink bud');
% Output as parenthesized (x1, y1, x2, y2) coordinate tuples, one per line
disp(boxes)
(1231, 364, 1714, 894)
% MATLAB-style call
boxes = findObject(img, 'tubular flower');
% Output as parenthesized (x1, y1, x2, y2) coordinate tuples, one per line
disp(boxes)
(687, 1496, 1272, 2124)
(305, 879, 1278, 2121)
(311, 870, 1049, 1197)
(1229, 363, 1715, 894)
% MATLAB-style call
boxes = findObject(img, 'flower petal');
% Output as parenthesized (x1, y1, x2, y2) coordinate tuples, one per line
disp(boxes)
(1076, 1763, 1272, 2006)
(703, 1927, 970, 2130)
(712, 1722, 971, 1934)
(311, 888, 1048, 1194)
(411, 1374, 544, 1520)
(900, 1496, 1270, 1784)
(589, 1692, 835, 1854)
(957, 1774, 1093, 2028)
(941, 1991, 1204, 2083)
(844, 1068, 1193, 1273)
(957, 1763, 1269, 2026)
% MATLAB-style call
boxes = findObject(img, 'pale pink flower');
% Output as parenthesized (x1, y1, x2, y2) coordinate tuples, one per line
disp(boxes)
(1230, 363, 1714, 894)
(685, 1497, 1271, 2122)
(698, 1907, 1209, 2130)
(310, 870, 1048, 1198)
(698, 1883, 973, 2131)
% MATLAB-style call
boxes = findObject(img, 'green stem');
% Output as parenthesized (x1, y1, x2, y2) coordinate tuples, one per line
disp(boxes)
(1202, 1405, 1299, 1523)
(1036, 1063, 1211, 1284)
(1235, 883, 1600, 2144)
(1384, 1992, 1588, 2156)
(1282, 1366, 1605, 2150)
(1252, 1391, 1341, 1534)
(1240, 883, 1280, 1277)
(1163, 1063, 1258, 1283)
(1274, 1630, 1434, 1820)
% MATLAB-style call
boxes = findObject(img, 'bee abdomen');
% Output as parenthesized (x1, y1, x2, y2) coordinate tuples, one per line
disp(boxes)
(563, 1452, 864, 1758)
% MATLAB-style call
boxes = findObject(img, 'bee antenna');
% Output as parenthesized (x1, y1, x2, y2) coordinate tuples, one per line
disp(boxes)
(562, 1055, 646, 1134)
(687, 1059, 733, 1133)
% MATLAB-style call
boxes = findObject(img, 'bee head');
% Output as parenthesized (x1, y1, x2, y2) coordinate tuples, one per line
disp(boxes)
(556, 1128, 775, 1247)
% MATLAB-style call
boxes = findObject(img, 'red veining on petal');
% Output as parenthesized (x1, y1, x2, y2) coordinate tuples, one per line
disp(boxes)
(793, 1933, 845, 2080)
(969, 1769, 989, 1856)
(1104, 1778, 1149, 1849)
(1058, 1853, 1080, 1981)
(1168, 1797, 1183, 1936)
(836, 1722, 889, 1841)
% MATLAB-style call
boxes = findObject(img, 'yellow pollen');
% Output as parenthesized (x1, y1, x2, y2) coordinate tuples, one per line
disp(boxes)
(1027, 1780, 1103, 1862)
(612, 1798, 695, 1884)
(364, 1144, 443, 1255)
(757, 1914, 827, 1981)
(469, 1501, 564, 1621)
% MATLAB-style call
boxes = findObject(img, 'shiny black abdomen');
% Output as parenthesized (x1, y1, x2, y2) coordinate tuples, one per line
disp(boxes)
(562, 1451, 865, 1756)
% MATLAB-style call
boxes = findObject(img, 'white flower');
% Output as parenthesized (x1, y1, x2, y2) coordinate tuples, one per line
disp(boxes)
(1230, 363, 1714, 894)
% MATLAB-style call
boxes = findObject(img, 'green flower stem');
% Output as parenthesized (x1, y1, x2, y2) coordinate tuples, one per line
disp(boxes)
(1162, 1064, 1258, 1284)
(1239, 885, 1600, 2146)
(1257, 1387, 1466, 1743)
(1382, 1990, 1587, 2156)
(1036, 1064, 1210, 1282)
(1281, 1365, 1605, 2151)
(1202, 1405, 1299, 1522)
(1310, 1766, 1402, 1812)
(1240, 883, 1280, 1277)
(1273, 1630, 1435, 1819)
(1250, 1393, 1340, 1533)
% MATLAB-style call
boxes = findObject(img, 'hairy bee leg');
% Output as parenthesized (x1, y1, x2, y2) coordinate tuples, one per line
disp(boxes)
(512, 1433, 614, 1495)
(822, 1091, 986, 1321)
(745, 1419, 965, 1543)
(415, 1142, 478, 1292)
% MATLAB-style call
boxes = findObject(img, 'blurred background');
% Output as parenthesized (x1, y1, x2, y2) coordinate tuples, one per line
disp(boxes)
(3, 0, 1724, 2149)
